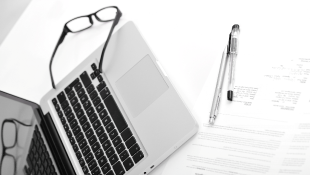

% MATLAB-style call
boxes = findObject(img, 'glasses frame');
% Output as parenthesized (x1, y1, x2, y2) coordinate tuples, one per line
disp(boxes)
(0, 119, 32, 175)
(49, 6, 122, 89)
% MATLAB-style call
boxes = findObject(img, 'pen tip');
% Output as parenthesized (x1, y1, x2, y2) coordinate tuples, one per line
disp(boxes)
(227, 91, 233, 101)
(209, 118, 215, 124)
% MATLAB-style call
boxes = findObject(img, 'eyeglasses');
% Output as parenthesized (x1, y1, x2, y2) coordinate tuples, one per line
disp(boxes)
(0, 119, 32, 175)
(49, 6, 122, 89)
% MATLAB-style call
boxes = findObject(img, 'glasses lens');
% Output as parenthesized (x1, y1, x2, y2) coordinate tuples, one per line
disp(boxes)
(67, 17, 92, 32)
(96, 8, 117, 21)
(1, 155, 15, 175)
(3, 122, 16, 148)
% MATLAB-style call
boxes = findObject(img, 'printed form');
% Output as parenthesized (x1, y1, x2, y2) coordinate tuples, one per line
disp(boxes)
(162, 55, 310, 175)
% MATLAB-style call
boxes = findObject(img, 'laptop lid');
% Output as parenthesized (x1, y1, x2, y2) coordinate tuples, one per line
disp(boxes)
(0, 91, 75, 175)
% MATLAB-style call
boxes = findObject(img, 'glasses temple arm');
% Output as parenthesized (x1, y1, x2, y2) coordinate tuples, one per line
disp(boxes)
(49, 27, 69, 89)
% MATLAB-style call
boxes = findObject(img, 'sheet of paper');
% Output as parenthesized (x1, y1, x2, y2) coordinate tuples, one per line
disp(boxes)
(162, 48, 310, 174)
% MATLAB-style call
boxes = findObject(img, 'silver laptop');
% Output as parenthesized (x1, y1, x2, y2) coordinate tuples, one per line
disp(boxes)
(1, 21, 198, 175)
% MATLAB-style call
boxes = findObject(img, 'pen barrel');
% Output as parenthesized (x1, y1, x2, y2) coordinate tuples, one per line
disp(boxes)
(228, 53, 237, 91)
(210, 49, 228, 121)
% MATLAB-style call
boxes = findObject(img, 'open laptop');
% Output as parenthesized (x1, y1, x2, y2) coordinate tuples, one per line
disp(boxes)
(1, 21, 198, 175)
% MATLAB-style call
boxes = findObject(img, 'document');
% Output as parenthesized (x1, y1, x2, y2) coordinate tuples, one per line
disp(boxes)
(162, 55, 310, 175)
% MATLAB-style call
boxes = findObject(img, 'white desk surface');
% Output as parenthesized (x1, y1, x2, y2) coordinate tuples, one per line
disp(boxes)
(1, 0, 310, 174)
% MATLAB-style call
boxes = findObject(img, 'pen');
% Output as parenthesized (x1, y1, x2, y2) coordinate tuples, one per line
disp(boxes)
(209, 46, 229, 124)
(227, 24, 240, 101)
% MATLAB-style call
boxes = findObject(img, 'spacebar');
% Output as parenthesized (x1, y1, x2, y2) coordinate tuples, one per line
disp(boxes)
(104, 95, 128, 132)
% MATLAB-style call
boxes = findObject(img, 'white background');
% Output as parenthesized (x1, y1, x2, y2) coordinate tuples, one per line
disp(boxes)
(1, 0, 310, 175)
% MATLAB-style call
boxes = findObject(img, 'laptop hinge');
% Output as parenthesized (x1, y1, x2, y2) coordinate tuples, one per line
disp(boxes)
(40, 112, 76, 175)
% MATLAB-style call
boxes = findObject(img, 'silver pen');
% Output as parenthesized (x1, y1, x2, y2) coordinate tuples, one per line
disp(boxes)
(227, 24, 240, 101)
(209, 46, 229, 124)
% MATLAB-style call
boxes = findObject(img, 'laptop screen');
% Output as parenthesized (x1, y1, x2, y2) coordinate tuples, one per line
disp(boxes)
(0, 91, 41, 175)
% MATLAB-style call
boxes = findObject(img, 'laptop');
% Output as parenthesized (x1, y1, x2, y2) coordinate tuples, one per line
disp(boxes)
(0, 21, 198, 175)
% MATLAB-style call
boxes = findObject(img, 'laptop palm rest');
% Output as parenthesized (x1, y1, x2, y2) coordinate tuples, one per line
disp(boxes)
(115, 55, 169, 118)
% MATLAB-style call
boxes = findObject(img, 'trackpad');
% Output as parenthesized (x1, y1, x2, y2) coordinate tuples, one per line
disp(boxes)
(116, 55, 169, 118)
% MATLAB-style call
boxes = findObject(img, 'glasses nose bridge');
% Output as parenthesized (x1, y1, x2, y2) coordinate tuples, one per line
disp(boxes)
(87, 13, 95, 25)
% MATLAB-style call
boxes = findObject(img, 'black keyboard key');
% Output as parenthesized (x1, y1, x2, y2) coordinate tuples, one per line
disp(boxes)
(109, 129, 118, 140)
(79, 158, 85, 167)
(88, 135, 97, 146)
(85, 129, 94, 139)
(80, 94, 88, 104)
(72, 126, 81, 136)
(98, 156, 107, 167)
(99, 133, 108, 144)
(82, 145, 91, 157)
(69, 119, 78, 129)
(76, 132, 84, 142)
(88, 160, 97, 171)
(99, 110, 109, 120)
(61, 100, 69, 110)
(76, 151, 82, 159)
(69, 137, 75, 145)
(101, 163, 111, 174)
(52, 98, 57, 106)
(79, 115, 88, 126)
(106, 122, 115, 133)
(85, 152, 94, 163)
(57, 92, 66, 104)
(95, 148, 104, 159)
(70, 96, 78, 106)
(96, 103, 104, 113)
(83, 100, 92, 110)
(100, 87, 110, 100)
(106, 146, 115, 158)
(82, 122, 91, 132)
(86, 107, 95, 117)
(91, 63, 97, 70)
(63, 123, 69, 131)
(109, 154, 119, 165)
(97, 81, 106, 92)
(73, 144, 79, 152)
(105, 95, 128, 132)
(96, 126, 104, 137)
(58, 111, 63, 118)
(77, 88, 85, 98)
(91, 72, 96, 80)
(82, 165, 89, 174)
(92, 97, 101, 107)
(129, 143, 140, 156)
(91, 142, 100, 153)
(74, 82, 83, 92)
(78, 139, 87, 150)
(89, 113, 98, 123)
(67, 90, 75, 100)
(66, 113, 75, 123)
(73, 103, 81, 113)
(107, 170, 115, 175)
(113, 161, 125, 175)
(125, 136, 136, 149)
(55, 104, 60, 112)
(102, 140, 111, 151)
(80, 71, 92, 88)
(66, 130, 72, 138)
(92, 119, 101, 130)
(123, 157, 134, 171)
(121, 128, 132, 142)
(112, 136, 122, 147)
(94, 69, 100, 77)
(116, 143, 125, 154)
(76, 109, 84, 119)
(89, 90, 98, 100)
(64, 106, 72, 116)
(132, 151, 144, 163)
(65, 78, 79, 94)
(97, 75, 103, 82)
(87, 84, 95, 94)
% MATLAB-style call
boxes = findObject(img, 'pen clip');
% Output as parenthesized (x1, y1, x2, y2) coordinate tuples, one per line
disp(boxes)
(215, 94, 221, 115)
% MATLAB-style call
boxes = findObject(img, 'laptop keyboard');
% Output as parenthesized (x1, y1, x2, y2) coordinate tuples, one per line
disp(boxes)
(51, 63, 144, 175)
(24, 125, 58, 175)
